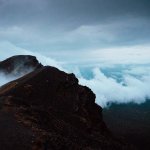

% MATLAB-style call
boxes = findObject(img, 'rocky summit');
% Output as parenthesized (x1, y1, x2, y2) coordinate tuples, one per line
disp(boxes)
(0, 55, 135, 150)
(0, 55, 42, 76)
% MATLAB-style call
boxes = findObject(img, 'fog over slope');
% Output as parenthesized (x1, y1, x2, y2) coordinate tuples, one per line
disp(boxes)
(0, 43, 150, 107)
(0, 73, 15, 86)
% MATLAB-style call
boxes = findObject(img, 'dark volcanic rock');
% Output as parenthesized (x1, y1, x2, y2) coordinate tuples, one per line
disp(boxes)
(0, 55, 42, 76)
(0, 56, 135, 150)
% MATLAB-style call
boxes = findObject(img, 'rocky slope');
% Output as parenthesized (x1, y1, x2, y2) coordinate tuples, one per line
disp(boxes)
(0, 55, 135, 150)
(103, 101, 150, 150)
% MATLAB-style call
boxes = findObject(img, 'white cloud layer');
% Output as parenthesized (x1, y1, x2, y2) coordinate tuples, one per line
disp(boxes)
(86, 45, 150, 65)
(0, 42, 150, 107)
(79, 67, 150, 107)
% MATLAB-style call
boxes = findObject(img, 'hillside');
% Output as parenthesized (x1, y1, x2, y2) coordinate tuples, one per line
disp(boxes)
(103, 101, 150, 150)
(0, 55, 134, 150)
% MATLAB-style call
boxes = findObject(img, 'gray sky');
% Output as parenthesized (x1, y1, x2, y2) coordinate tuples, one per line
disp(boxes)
(0, 0, 150, 63)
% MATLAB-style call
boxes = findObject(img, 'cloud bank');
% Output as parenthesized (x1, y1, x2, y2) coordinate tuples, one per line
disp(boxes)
(0, 42, 150, 107)
(79, 67, 150, 107)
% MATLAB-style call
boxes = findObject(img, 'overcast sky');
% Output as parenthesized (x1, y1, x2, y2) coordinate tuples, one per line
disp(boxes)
(0, 0, 150, 64)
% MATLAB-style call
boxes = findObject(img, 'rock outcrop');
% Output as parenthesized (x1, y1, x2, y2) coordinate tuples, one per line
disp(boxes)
(0, 55, 42, 76)
(0, 56, 135, 150)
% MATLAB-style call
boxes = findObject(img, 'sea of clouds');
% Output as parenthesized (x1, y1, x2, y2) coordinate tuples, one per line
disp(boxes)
(0, 41, 150, 107)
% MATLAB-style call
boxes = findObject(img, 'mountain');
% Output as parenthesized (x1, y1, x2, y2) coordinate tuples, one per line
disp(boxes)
(0, 55, 134, 150)
(103, 101, 150, 150)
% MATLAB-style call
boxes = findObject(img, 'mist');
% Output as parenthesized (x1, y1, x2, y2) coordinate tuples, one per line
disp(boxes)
(0, 73, 15, 86)
(0, 65, 35, 87)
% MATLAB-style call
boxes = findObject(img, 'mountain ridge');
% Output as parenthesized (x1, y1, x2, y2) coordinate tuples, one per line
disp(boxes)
(0, 55, 135, 150)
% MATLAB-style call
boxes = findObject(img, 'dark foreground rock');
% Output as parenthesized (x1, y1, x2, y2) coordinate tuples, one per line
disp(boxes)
(0, 56, 135, 150)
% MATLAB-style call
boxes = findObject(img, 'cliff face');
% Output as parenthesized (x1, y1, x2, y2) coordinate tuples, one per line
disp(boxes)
(0, 56, 135, 150)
